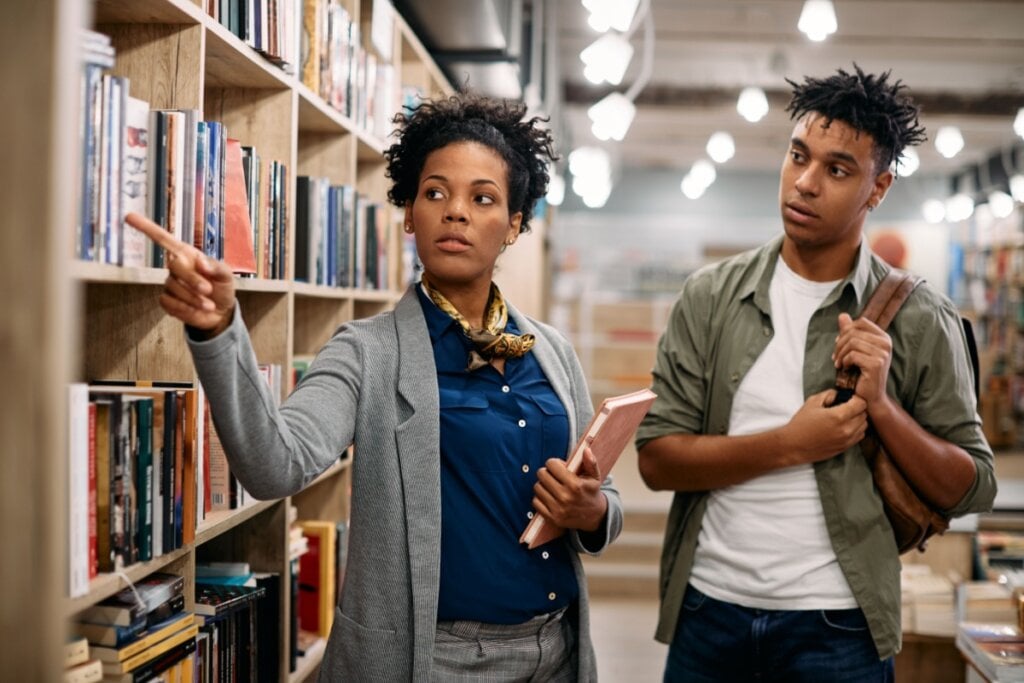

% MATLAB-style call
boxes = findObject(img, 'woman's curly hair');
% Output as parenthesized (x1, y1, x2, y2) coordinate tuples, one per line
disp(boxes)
(384, 92, 556, 233)
(786, 64, 927, 176)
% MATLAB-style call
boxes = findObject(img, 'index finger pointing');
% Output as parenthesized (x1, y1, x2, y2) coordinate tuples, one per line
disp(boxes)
(125, 212, 181, 253)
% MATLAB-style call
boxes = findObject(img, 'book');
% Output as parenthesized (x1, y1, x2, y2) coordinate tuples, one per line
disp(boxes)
(88, 612, 195, 662)
(68, 384, 91, 598)
(72, 612, 147, 647)
(222, 137, 257, 274)
(77, 572, 184, 626)
(64, 637, 90, 668)
(62, 658, 101, 683)
(519, 388, 657, 549)
(957, 623, 1024, 682)
(120, 95, 150, 268)
(99, 622, 198, 675)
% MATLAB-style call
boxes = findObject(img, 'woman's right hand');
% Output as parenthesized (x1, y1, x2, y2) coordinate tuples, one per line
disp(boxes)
(125, 212, 237, 337)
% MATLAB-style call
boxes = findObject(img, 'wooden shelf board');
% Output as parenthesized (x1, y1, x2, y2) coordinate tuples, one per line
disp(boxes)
(296, 84, 358, 135)
(204, 20, 290, 90)
(305, 458, 351, 489)
(289, 636, 327, 683)
(71, 261, 168, 285)
(64, 545, 191, 618)
(194, 499, 278, 546)
(356, 131, 388, 162)
(395, 12, 453, 96)
(93, 0, 202, 24)
(234, 277, 290, 293)
(292, 281, 356, 300)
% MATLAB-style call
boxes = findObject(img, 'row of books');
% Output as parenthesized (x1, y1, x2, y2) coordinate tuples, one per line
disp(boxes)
(206, 0, 301, 78)
(67, 384, 209, 597)
(75, 30, 288, 281)
(299, 0, 397, 140)
(294, 177, 390, 289)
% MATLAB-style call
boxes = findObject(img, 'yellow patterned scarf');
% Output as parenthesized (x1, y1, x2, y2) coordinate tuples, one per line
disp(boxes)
(421, 278, 536, 371)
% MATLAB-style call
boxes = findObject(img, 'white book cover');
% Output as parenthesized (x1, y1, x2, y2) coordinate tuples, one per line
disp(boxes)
(68, 383, 90, 598)
(121, 95, 149, 268)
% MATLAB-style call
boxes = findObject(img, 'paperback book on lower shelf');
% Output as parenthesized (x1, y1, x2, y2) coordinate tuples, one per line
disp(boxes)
(519, 388, 657, 549)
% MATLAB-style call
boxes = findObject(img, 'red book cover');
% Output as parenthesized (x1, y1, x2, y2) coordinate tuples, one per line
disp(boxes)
(88, 402, 98, 580)
(297, 533, 321, 634)
(222, 138, 257, 274)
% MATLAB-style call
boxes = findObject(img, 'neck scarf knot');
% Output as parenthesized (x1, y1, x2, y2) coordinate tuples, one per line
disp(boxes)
(421, 279, 535, 371)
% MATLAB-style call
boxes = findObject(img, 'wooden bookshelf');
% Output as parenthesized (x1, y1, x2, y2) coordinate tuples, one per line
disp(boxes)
(51, 0, 452, 679)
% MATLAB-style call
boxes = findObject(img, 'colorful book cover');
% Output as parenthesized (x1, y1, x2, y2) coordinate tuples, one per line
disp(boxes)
(121, 95, 150, 268)
(223, 138, 257, 274)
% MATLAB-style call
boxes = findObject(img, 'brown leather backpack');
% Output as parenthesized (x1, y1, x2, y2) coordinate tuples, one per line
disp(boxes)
(834, 270, 949, 554)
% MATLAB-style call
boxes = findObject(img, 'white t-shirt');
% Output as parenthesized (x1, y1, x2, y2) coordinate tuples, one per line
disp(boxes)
(689, 256, 858, 610)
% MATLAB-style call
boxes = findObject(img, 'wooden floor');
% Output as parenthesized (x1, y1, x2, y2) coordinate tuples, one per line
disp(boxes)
(590, 597, 667, 682)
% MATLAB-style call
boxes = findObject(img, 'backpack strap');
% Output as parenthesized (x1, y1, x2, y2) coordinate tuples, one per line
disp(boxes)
(835, 269, 922, 397)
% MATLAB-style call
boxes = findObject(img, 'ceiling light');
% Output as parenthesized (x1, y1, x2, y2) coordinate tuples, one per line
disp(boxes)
(934, 126, 964, 159)
(798, 0, 838, 41)
(1015, 108, 1024, 139)
(737, 87, 769, 123)
(689, 159, 717, 188)
(681, 174, 707, 200)
(896, 147, 920, 177)
(921, 199, 946, 224)
(945, 193, 975, 222)
(706, 132, 736, 164)
(1012, 174, 1024, 202)
(588, 92, 636, 141)
(546, 174, 565, 207)
(582, 0, 641, 33)
(989, 191, 1015, 219)
(569, 146, 611, 179)
(579, 33, 634, 86)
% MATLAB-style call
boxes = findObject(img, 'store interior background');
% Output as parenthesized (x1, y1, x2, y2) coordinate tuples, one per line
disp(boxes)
(396, 1, 1024, 678)
(398, 0, 1024, 472)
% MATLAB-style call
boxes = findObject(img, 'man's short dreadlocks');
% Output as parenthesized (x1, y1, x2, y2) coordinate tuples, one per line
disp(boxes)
(786, 64, 927, 176)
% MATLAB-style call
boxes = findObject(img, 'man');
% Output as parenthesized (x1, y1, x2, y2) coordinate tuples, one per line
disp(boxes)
(636, 65, 996, 681)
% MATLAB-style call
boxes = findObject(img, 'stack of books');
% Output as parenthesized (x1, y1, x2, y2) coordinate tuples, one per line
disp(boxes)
(72, 572, 198, 681)
(63, 637, 101, 683)
(957, 622, 1024, 682)
(900, 564, 956, 637)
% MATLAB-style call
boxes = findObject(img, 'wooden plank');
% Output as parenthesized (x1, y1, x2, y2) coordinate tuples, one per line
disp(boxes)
(297, 132, 357, 185)
(99, 22, 204, 111)
(293, 296, 353, 356)
(84, 283, 195, 382)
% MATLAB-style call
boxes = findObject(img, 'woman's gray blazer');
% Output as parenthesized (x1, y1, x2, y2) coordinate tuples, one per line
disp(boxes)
(188, 286, 623, 681)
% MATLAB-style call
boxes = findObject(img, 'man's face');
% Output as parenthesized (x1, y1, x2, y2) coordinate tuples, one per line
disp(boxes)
(778, 114, 892, 252)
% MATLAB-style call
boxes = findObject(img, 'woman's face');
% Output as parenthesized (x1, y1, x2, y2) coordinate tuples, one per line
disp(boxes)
(406, 141, 522, 293)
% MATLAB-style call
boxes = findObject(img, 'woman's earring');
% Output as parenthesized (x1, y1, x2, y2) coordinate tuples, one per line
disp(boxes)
(404, 223, 414, 234)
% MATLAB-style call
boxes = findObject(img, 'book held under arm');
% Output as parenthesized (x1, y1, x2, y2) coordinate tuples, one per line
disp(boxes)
(519, 388, 657, 550)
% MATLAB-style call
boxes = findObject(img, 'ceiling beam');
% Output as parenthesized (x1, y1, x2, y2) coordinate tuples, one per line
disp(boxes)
(563, 83, 1024, 117)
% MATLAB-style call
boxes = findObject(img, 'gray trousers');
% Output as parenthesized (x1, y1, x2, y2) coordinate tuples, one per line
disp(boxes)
(430, 608, 577, 682)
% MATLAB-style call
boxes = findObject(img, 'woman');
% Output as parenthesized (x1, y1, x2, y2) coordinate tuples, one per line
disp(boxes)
(127, 93, 621, 681)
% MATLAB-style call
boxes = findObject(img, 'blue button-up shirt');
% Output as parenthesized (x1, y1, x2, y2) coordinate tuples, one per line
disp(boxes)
(417, 286, 579, 624)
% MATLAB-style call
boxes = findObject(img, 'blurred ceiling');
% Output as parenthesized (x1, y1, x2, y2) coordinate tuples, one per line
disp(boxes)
(396, 0, 1024, 178)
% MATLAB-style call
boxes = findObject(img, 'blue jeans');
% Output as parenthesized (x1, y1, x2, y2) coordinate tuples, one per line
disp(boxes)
(664, 585, 894, 682)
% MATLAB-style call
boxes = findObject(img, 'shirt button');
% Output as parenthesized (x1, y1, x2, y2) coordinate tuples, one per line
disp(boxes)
(522, 464, 530, 473)
(718, 425, 726, 434)
(762, 327, 771, 337)
(548, 592, 557, 601)
(542, 551, 549, 559)
(527, 511, 534, 519)
(518, 419, 526, 428)
(730, 372, 740, 382)
(502, 385, 510, 393)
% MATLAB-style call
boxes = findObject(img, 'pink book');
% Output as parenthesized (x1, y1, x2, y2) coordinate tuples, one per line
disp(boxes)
(519, 388, 657, 549)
